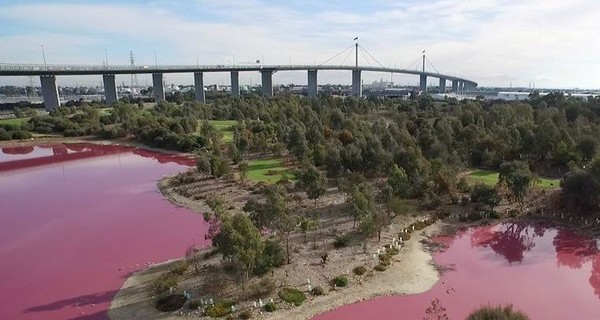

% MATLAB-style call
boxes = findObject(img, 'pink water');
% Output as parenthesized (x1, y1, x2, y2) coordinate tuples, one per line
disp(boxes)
(0, 143, 210, 320)
(314, 222, 600, 320)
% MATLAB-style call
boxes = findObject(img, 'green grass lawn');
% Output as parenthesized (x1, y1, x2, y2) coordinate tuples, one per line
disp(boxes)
(466, 169, 561, 189)
(246, 158, 293, 183)
(98, 108, 112, 116)
(0, 117, 30, 126)
(209, 120, 236, 143)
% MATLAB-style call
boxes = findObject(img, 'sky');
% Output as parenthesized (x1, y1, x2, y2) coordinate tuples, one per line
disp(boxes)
(0, 0, 599, 89)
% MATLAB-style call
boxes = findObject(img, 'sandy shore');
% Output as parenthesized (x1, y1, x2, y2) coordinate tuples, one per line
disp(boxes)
(108, 223, 441, 320)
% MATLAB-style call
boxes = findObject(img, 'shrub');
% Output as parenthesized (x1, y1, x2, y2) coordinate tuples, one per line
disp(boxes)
(353, 266, 367, 276)
(152, 273, 178, 295)
(379, 254, 391, 266)
(169, 261, 189, 275)
(249, 278, 276, 299)
(331, 275, 349, 287)
(238, 310, 253, 319)
(204, 301, 235, 318)
(466, 305, 529, 320)
(278, 288, 307, 306)
(398, 232, 411, 241)
(385, 247, 399, 256)
(311, 286, 324, 296)
(188, 299, 202, 310)
(155, 294, 186, 312)
(264, 302, 277, 312)
(374, 264, 387, 271)
(467, 212, 483, 221)
(333, 233, 352, 248)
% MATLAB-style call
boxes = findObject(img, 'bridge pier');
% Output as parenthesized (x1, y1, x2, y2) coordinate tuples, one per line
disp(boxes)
(307, 70, 318, 97)
(352, 70, 362, 97)
(152, 73, 165, 102)
(451, 80, 459, 92)
(419, 74, 427, 92)
(40, 75, 60, 112)
(261, 70, 273, 97)
(230, 71, 240, 97)
(102, 74, 118, 105)
(459, 81, 465, 93)
(438, 78, 447, 92)
(194, 72, 205, 103)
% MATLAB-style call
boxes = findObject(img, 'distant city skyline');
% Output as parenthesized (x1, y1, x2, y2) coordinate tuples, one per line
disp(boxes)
(1, 0, 599, 89)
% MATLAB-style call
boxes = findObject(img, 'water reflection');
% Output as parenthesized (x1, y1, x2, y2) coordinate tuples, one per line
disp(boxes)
(471, 222, 600, 299)
(470, 222, 545, 263)
(0, 143, 195, 173)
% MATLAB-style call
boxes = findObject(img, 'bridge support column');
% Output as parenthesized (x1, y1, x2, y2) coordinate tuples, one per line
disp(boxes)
(419, 74, 427, 92)
(40, 75, 60, 112)
(194, 72, 205, 103)
(451, 80, 459, 92)
(230, 71, 240, 97)
(352, 70, 362, 97)
(307, 70, 318, 97)
(261, 70, 273, 97)
(102, 74, 118, 105)
(438, 78, 447, 92)
(152, 73, 165, 102)
(459, 81, 465, 92)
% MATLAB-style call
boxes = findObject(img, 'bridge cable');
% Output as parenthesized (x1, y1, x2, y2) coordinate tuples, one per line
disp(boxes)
(425, 57, 441, 74)
(317, 44, 355, 67)
(358, 47, 373, 68)
(405, 56, 423, 71)
(339, 48, 355, 66)
(359, 45, 386, 68)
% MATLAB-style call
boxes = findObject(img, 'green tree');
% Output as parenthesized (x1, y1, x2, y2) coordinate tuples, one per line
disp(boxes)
(471, 184, 501, 211)
(299, 165, 327, 206)
(498, 161, 534, 208)
(238, 161, 249, 183)
(214, 213, 264, 283)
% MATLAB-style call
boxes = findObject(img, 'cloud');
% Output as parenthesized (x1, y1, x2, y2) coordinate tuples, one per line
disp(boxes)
(0, 0, 599, 88)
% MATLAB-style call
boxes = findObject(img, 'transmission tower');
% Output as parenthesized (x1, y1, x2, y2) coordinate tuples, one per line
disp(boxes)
(129, 51, 139, 94)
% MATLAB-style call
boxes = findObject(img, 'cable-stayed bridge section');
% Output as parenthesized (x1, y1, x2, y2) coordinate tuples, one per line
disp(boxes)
(0, 45, 477, 111)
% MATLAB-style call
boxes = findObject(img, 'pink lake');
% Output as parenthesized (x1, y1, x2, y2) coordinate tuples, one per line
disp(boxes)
(314, 222, 600, 320)
(0, 143, 210, 320)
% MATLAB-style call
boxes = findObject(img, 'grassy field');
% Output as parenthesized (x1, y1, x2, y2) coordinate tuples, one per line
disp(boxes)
(206, 120, 236, 143)
(466, 169, 561, 189)
(246, 158, 293, 183)
(0, 117, 30, 126)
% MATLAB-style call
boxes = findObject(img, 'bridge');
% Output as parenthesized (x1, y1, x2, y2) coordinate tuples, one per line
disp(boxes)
(0, 60, 478, 111)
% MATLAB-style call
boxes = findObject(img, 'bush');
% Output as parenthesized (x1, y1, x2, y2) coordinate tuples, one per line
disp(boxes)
(385, 247, 399, 256)
(311, 286, 324, 296)
(467, 212, 483, 221)
(466, 305, 529, 320)
(238, 310, 253, 319)
(398, 232, 411, 241)
(278, 287, 307, 306)
(379, 254, 391, 266)
(333, 233, 353, 248)
(188, 299, 202, 310)
(264, 302, 277, 312)
(204, 301, 235, 318)
(374, 264, 387, 271)
(255, 240, 285, 275)
(155, 294, 187, 312)
(169, 261, 189, 275)
(249, 278, 276, 299)
(353, 266, 367, 275)
(331, 275, 349, 287)
(153, 273, 178, 295)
